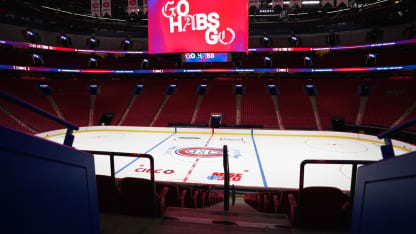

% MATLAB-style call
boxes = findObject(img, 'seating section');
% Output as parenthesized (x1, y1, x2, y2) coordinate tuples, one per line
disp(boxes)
(1, 77, 416, 133)
(244, 190, 298, 216)
(287, 187, 349, 229)
(403, 108, 416, 132)
(0, 105, 30, 133)
(48, 79, 91, 127)
(123, 79, 170, 126)
(315, 79, 361, 129)
(362, 79, 416, 128)
(119, 177, 162, 217)
(278, 79, 316, 129)
(0, 79, 63, 132)
(195, 80, 236, 126)
(240, 80, 279, 128)
(245, 187, 349, 229)
(95, 176, 224, 217)
(94, 80, 133, 125)
(153, 80, 199, 127)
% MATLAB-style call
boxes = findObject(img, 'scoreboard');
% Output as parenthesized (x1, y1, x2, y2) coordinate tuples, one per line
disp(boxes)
(183, 52, 229, 63)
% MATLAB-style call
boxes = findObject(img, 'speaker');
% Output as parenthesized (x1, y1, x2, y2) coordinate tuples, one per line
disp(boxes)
(331, 117, 345, 132)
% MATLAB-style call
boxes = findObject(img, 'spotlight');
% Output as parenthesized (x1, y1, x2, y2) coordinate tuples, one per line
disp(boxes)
(235, 84, 244, 95)
(39, 84, 51, 96)
(133, 84, 144, 94)
(360, 84, 371, 96)
(140, 58, 149, 69)
(24, 29, 38, 43)
(262, 32, 271, 47)
(304, 56, 313, 67)
(88, 57, 98, 68)
(89, 84, 98, 95)
(304, 84, 317, 96)
(267, 84, 279, 95)
(166, 84, 177, 95)
(264, 56, 272, 68)
(289, 35, 299, 47)
(198, 84, 207, 95)
(32, 54, 44, 66)
(57, 34, 71, 47)
(122, 39, 133, 50)
(87, 37, 98, 49)
(366, 53, 376, 66)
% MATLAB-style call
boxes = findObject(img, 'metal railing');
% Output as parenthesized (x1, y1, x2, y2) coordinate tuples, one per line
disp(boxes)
(0, 90, 78, 146)
(83, 150, 157, 216)
(299, 159, 376, 210)
(377, 117, 416, 159)
(223, 145, 230, 211)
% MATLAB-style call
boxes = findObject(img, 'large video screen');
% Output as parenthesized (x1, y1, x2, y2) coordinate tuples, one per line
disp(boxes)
(148, 0, 248, 54)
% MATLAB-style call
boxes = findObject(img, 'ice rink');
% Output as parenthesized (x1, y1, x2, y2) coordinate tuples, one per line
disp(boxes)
(39, 126, 416, 191)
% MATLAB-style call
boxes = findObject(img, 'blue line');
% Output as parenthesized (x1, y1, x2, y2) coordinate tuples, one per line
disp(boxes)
(115, 132, 176, 175)
(251, 129, 268, 187)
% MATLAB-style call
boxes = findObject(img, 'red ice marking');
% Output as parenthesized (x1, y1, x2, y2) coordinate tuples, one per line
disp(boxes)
(183, 133, 215, 182)
(244, 170, 249, 173)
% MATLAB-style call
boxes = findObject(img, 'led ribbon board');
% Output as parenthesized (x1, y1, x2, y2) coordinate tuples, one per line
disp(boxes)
(183, 53, 228, 62)
(148, 0, 248, 54)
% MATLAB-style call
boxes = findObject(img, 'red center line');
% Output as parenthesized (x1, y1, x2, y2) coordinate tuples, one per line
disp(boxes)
(183, 133, 215, 182)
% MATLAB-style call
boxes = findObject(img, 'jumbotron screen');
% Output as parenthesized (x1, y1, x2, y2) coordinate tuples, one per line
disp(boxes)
(148, 0, 248, 54)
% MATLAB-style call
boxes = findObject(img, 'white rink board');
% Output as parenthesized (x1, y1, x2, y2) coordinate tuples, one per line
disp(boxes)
(39, 126, 416, 191)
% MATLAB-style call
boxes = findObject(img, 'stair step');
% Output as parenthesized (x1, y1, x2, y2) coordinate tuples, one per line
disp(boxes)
(163, 207, 290, 230)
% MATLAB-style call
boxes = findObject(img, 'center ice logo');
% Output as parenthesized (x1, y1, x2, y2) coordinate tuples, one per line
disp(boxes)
(175, 147, 223, 157)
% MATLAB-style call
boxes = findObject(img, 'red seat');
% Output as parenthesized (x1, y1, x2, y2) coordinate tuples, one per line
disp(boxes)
(95, 175, 119, 213)
(288, 186, 349, 229)
(119, 177, 167, 217)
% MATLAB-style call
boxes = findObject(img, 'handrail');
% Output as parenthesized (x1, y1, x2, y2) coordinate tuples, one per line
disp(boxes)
(83, 150, 158, 217)
(377, 117, 416, 159)
(223, 145, 230, 211)
(0, 90, 79, 146)
(298, 159, 376, 216)
(378, 117, 416, 139)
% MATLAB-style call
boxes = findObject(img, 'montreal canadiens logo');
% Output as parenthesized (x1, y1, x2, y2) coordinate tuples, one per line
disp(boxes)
(175, 147, 223, 157)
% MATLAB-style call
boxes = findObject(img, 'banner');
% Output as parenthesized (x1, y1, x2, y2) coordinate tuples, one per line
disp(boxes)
(249, 0, 260, 9)
(321, 0, 334, 7)
(272, 0, 284, 8)
(102, 0, 112, 17)
(128, 0, 138, 15)
(289, 0, 302, 8)
(148, 0, 248, 54)
(91, 0, 100, 17)
(336, 0, 349, 7)
(143, 0, 148, 14)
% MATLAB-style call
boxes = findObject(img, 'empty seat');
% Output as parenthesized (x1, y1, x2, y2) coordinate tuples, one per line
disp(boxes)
(95, 175, 119, 213)
(119, 177, 167, 217)
(288, 186, 349, 229)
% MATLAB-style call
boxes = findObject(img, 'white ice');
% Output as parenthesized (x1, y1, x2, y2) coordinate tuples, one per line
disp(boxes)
(41, 127, 415, 191)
